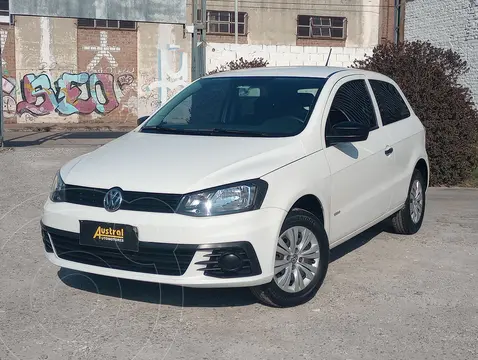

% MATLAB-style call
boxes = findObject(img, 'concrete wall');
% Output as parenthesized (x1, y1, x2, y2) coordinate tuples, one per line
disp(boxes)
(405, 0, 478, 102)
(190, 0, 382, 48)
(1, 16, 189, 124)
(137, 23, 189, 117)
(207, 43, 373, 71)
(10, 0, 186, 24)
(2, 1, 386, 125)
(0, 23, 16, 122)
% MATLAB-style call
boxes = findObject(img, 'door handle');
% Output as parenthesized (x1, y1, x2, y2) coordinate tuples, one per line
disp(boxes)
(385, 146, 394, 156)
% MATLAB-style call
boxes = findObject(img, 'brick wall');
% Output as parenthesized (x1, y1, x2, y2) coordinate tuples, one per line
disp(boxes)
(1, 17, 191, 125)
(1, 23, 16, 123)
(405, 0, 478, 102)
(296, 38, 346, 47)
(77, 28, 138, 123)
(207, 34, 248, 44)
(207, 43, 373, 71)
(379, 0, 396, 44)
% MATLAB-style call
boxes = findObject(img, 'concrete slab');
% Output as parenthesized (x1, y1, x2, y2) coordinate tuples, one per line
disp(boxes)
(0, 147, 477, 360)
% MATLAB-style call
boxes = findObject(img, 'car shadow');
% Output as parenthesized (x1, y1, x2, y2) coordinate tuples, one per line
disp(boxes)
(58, 220, 391, 307)
(4, 131, 126, 147)
(58, 267, 258, 307)
(329, 220, 391, 263)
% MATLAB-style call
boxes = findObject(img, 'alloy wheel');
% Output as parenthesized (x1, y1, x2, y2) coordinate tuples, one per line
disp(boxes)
(409, 179, 423, 224)
(274, 226, 321, 293)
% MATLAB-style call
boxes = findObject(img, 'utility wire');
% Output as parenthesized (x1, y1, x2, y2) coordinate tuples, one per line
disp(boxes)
(193, 0, 398, 9)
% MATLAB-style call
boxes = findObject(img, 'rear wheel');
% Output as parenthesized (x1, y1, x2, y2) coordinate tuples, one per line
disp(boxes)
(250, 209, 329, 307)
(391, 169, 426, 234)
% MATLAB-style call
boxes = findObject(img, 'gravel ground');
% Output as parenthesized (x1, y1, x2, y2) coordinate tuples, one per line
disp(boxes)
(0, 146, 477, 360)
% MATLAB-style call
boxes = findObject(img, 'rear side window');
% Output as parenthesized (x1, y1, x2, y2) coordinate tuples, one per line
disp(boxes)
(369, 80, 411, 125)
(329, 79, 378, 130)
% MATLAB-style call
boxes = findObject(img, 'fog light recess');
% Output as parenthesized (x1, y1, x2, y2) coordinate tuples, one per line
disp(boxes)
(195, 242, 262, 278)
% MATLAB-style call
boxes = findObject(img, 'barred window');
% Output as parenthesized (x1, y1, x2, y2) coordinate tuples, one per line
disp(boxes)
(199, 10, 248, 35)
(77, 18, 136, 30)
(0, 0, 9, 17)
(297, 15, 346, 39)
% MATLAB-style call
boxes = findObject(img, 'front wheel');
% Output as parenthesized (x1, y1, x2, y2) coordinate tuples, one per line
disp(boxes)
(250, 209, 329, 307)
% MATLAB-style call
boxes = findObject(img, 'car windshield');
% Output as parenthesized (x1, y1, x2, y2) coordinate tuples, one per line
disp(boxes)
(141, 76, 328, 137)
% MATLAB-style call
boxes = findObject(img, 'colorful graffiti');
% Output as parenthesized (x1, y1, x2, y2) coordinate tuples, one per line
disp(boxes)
(117, 74, 135, 91)
(158, 44, 188, 106)
(139, 43, 188, 114)
(2, 76, 17, 118)
(0, 29, 8, 70)
(16, 72, 130, 117)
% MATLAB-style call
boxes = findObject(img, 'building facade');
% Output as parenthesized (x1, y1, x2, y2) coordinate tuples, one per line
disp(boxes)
(405, 0, 478, 103)
(192, 0, 399, 47)
(1, 0, 398, 125)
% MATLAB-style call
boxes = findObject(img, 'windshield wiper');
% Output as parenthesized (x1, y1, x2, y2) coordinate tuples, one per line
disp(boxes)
(207, 128, 273, 137)
(141, 126, 276, 137)
(141, 126, 203, 134)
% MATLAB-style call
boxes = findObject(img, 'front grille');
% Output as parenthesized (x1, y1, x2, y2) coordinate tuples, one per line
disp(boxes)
(196, 242, 262, 278)
(45, 226, 197, 276)
(64, 185, 183, 213)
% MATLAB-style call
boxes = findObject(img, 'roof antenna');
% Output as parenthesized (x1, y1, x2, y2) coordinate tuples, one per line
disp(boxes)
(325, 47, 332, 66)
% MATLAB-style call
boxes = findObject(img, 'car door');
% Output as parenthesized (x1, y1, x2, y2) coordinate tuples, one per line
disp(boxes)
(368, 78, 425, 209)
(323, 75, 394, 243)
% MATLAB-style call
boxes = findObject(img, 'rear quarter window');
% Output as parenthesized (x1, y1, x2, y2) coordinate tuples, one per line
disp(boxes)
(369, 80, 411, 125)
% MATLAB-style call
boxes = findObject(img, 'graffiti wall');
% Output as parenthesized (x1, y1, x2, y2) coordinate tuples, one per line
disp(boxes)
(77, 28, 138, 123)
(138, 23, 189, 116)
(17, 72, 122, 116)
(2, 17, 191, 124)
(1, 24, 16, 123)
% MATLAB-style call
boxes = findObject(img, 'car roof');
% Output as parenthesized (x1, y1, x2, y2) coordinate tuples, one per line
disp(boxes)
(204, 66, 387, 80)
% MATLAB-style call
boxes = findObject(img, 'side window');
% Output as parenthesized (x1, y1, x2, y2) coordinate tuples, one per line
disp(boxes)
(325, 79, 377, 140)
(369, 80, 411, 125)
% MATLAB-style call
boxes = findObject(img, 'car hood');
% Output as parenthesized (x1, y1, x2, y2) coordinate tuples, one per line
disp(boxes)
(62, 131, 306, 194)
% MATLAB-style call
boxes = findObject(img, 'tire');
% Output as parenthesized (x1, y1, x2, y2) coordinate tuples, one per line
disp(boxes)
(391, 169, 426, 235)
(250, 208, 329, 307)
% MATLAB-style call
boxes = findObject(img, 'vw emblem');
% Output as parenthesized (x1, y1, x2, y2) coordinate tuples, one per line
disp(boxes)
(104, 188, 123, 212)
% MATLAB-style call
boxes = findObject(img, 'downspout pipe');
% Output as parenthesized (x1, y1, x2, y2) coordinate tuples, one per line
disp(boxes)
(394, 0, 400, 44)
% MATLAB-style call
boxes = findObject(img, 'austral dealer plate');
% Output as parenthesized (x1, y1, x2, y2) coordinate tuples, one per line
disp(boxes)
(79, 220, 139, 252)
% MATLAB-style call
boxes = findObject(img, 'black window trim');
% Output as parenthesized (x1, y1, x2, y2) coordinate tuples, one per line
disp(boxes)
(368, 78, 412, 126)
(141, 76, 329, 138)
(198, 9, 248, 36)
(324, 78, 379, 147)
(77, 18, 137, 30)
(0, 0, 9, 20)
(297, 15, 347, 40)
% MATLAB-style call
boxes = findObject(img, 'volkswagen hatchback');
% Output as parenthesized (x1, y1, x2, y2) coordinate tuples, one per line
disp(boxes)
(41, 66, 429, 307)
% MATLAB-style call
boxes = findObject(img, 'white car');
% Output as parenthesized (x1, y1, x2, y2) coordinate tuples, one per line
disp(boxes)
(41, 66, 429, 307)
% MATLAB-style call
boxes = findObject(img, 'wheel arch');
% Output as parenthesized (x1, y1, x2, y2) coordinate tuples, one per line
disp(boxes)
(286, 194, 331, 243)
(289, 194, 325, 226)
(415, 158, 429, 190)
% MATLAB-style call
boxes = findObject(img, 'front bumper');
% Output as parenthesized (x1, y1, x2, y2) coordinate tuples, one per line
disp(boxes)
(41, 199, 286, 288)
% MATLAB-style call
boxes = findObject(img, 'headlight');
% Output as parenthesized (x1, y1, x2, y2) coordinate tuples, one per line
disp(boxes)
(50, 171, 66, 202)
(177, 179, 268, 216)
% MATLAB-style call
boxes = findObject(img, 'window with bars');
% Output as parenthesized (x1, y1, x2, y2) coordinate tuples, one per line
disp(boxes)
(297, 15, 346, 39)
(77, 18, 136, 30)
(0, 0, 9, 17)
(199, 10, 248, 35)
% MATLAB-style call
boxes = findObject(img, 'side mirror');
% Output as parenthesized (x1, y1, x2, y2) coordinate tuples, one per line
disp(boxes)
(326, 121, 370, 146)
(137, 116, 149, 126)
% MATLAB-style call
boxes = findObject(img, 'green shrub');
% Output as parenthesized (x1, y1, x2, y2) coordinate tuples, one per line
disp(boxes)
(352, 40, 478, 186)
(208, 57, 269, 75)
